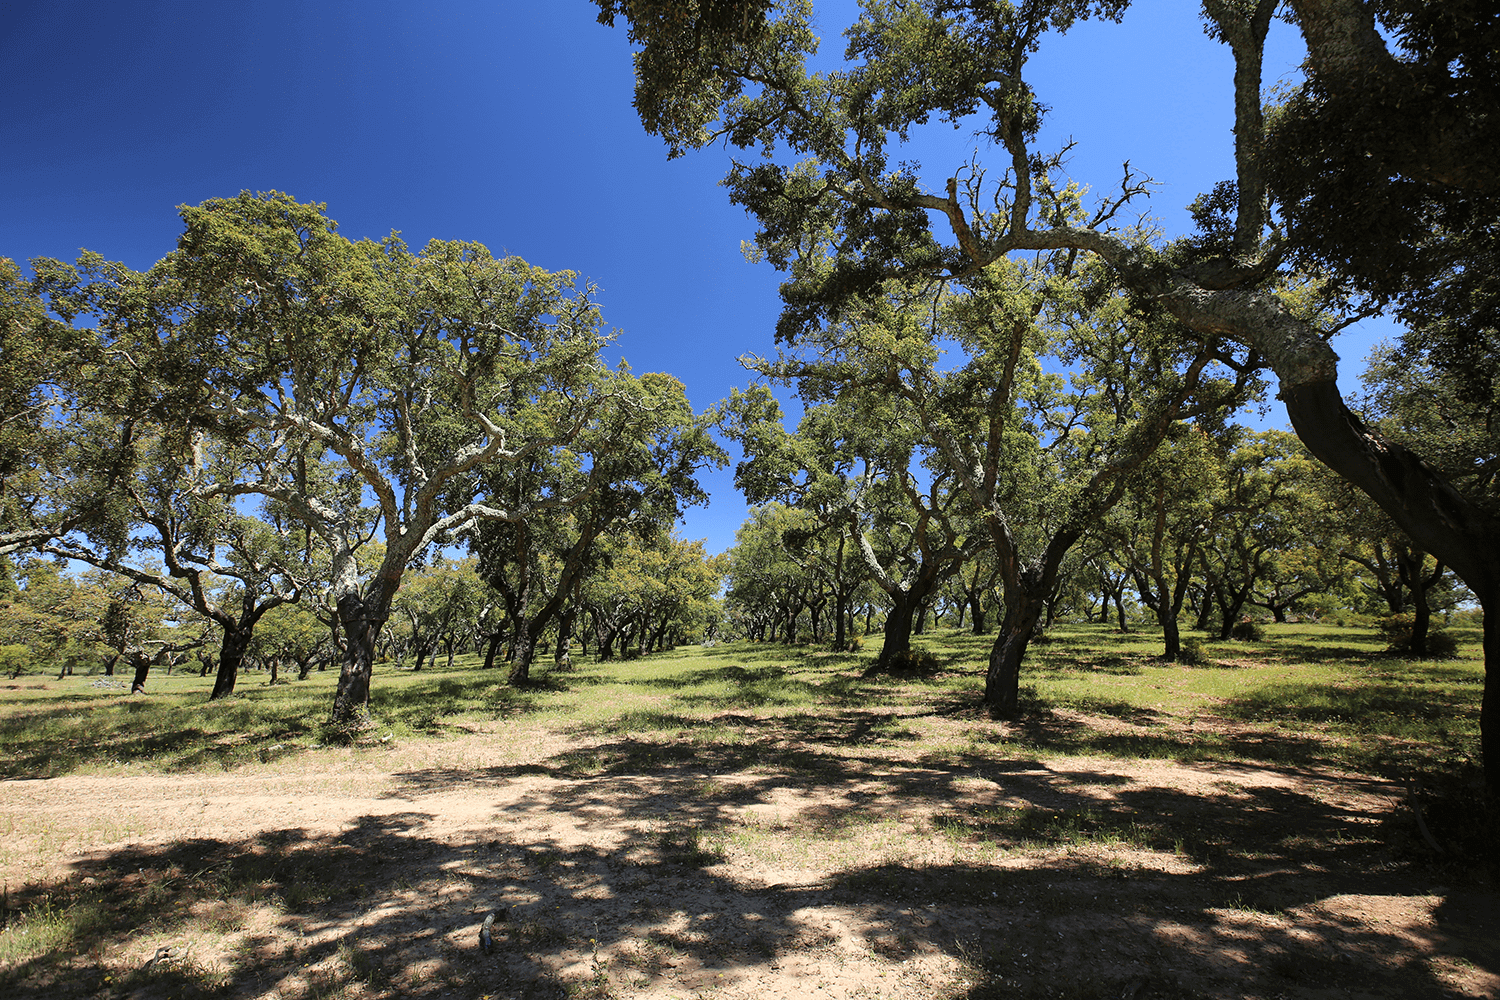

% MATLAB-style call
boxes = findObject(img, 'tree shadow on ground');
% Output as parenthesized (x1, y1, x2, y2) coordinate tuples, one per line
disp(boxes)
(6, 733, 1495, 1000)
(0, 669, 571, 778)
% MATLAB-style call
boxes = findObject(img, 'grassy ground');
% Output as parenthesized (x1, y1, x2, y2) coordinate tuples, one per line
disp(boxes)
(0, 622, 1483, 781)
(0, 621, 1494, 1000)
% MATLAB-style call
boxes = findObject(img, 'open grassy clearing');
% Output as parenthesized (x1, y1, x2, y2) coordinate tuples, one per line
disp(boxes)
(1, 622, 1481, 781)
(0, 623, 1495, 999)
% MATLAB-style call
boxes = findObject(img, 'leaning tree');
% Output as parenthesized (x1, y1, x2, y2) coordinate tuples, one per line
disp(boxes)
(595, 0, 1500, 786)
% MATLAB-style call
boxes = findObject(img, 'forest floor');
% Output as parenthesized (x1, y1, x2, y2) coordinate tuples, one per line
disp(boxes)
(0, 625, 1496, 999)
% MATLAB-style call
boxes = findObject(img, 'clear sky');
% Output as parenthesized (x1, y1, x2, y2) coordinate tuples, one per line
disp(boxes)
(1, 0, 1396, 556)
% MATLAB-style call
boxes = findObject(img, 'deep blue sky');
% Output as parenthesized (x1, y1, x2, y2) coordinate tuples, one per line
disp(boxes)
(1, 0, 1394, 555)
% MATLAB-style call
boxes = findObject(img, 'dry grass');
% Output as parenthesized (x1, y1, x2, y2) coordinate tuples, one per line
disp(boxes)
(0, 624, 1495, 999)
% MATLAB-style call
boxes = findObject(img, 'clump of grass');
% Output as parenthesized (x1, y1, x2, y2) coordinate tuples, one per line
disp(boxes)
(945, 805, 1161, 851)
(1178, 637, 1210, 666)
(654, 823, 727, 866)
(0, 892, 108, 968)
(1230, 619, 1267, 641)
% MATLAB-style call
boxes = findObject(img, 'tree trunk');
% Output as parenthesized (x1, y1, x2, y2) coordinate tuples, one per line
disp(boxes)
(869, 594, 919, 672)
(330, 588, 390, 724)
(1161, 611, 1181, 662)
(554, 609, 574, 670)
(129, 652, 151, 695)
(1409, 594, 1432, 657)
(597, 618, 617, 661)
(209, 626, 253, 701)
(985, 590, 1047, 717)
(1216, 584, 1253, 640)
(1193, 586, 1215, 631)
(483, 629, 504, 670)
(508, 626, 537, 685)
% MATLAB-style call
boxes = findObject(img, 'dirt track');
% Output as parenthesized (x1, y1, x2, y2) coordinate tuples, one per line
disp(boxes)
(3, 714, 1497, 999)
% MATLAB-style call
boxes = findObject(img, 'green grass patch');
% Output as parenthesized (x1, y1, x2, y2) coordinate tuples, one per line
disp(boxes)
(0, 624, 1485, 781)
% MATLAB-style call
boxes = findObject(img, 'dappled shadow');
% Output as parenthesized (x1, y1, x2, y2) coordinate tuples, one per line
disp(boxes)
(0, 669, 566, 779)
(0, 703, 248, 778)
(997, 704, 1366, 770)
(582, 661, 905, 713)
(5, 627, 1494, 997)
(7, 731, 1494, 1000)
(1034, 653, 1148, 677)
(1224, 680, 1475, 726)
(909, 665, 1480, 779)
(1260, 639, 1383, 664)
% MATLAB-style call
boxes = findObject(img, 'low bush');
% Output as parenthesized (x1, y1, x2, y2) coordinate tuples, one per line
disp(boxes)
(1229, 619, 1265, 641)
(1178, 637, 1209, 666)
(1378, 614, 1459, 659)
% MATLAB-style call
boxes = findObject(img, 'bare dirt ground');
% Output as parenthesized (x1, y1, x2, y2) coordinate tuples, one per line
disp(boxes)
(2, 708, 1496, 1000)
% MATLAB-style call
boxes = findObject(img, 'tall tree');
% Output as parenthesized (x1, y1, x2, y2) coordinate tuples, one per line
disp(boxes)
(596, 0, 1500, 785)
(41, 193, 629, 724)
(468, 370, 722, 684)
(738, 260, 1254, 707)
(1103, 424, 1221, 661)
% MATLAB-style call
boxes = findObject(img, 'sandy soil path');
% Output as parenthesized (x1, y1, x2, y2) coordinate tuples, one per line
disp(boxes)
(2, 719, 1497, 1000)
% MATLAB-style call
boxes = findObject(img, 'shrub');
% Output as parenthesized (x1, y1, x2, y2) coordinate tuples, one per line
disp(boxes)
(0, 644, 33, 679)
(1424, 631, 1461, 658)
(1229, 618, 1265, 641)
(1177, 637, 1209, 666)
(1378, 613, 1460, 658)
(884, 649, 940, 675)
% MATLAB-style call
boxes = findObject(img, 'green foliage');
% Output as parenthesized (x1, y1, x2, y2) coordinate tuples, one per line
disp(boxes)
(592, 0, 780, 158)
(31, 192, 720, 719)
(1177, 636, 1209, 666)
(1361, 339, 1500, 521)
(1263, 2, 1499, 317)
(0, 643, 31, 677)
(0, 558, 113, 674)
(1377, 613, 1460, 660)
(1229, 619, 1265, 642)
